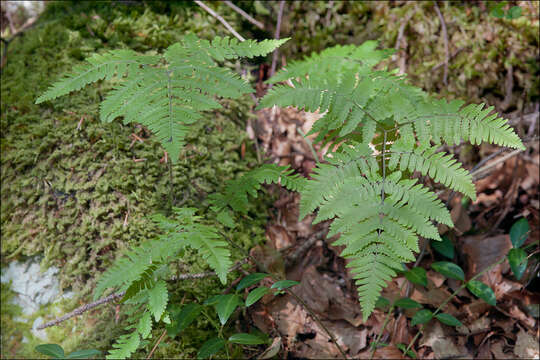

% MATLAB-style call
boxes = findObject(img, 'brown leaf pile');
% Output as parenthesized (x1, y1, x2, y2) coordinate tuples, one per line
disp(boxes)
(244, 101, 539, 358)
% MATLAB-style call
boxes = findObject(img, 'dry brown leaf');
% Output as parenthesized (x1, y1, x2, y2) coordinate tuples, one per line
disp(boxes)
(450, 200, 472, 234)
(427, 270, 445, 288)
(514, 328, 540, 359)
(419, 321, 468, 359)
(491, 340, 514, 359)
(266, 224, 294, 250)
(462, 234, 512, 285)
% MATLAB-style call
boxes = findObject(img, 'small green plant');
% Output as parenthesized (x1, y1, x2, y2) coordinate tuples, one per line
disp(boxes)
(490, 2, 523, 20)
(165, 273, 298, 358)
(35, 344, 101, 359)
(373, 217, 533, 358)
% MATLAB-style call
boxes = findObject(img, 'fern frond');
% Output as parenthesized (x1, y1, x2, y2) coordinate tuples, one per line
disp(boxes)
(38, 35, 288, 163)
(299, 143, 378, 220)
(106, 332, 140, 360)
(411, 99, 524, 149)
(209, 164, 306, 214)
(269, 40, 393, 83)
(137, 311, 152, 340)
(385, 176, 453, 226)
(388, 144, 476, 200)
(36, 50, 159, 104)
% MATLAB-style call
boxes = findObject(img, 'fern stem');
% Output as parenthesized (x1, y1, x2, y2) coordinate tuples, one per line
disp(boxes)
(369, 280, 408, 359)
(404, 256, 506, 354)
(168, 160, 174, 213)
(297, 128, 320, 165)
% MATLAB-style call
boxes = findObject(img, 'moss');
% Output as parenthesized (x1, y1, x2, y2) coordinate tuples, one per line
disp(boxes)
(262, 1, 538, 105)
(1, 1, 270, 357)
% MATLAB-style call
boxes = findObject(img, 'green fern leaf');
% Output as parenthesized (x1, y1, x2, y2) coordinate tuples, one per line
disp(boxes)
(209, 164, 306, 214)
(106, 332, 140, 360)
(137, 311, 152, 340)
(37, 35, 288, 163)
(36, 50, 159, 104)
(148, 280, 168, 322)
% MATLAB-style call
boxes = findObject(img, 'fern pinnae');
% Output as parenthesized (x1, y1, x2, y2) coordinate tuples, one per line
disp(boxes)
(260, 40, 524, 320)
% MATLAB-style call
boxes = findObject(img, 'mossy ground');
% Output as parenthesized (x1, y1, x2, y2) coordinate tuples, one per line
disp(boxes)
(1, 1, 538, 358)
(1, 1, 271, 357)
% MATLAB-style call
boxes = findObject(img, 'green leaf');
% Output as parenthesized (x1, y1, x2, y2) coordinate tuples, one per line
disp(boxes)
(508, 248, 528, 280)
(237, 273, 270, 291)
(35, 344, 65, 359)
(490, 2, 506, 18)
(215, 294, 242, 325)
(510, 218, 529, 248)
(148, 280, 168, 321)
(435, 313, 463, 327)
(394, 298, 422, 309)
(396, 343, 417, 358)
(66, 349, 102, 359)
(467, 280, 496, 306)
(166, 303, 203, 338)
(197, 338, 225, 359)
(432, 235, 455, 259)
(228, 333, 267, 345)
(431, 261, 465, 281)
(245, 287, 270, 307)
(216, 210, 236, 228)
(270, 280, 300, 291)
(203, 295, 222, 306)
(375, 296, 391, 309)
(405, 267, 428, 287)
(506, 6, 522, 19)
(410, 309, 433, 326)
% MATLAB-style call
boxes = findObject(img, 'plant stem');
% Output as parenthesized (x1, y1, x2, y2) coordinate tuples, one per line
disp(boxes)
(146, 330, 167, 360)
(405, 256, 506, 354)
(369, 280, 408, 359)
(297, 128, 320, 165)
(167, 160, 174, 213)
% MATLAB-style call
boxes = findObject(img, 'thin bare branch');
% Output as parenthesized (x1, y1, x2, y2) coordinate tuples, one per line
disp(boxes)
(37, 259, 249, 330)
(434, 1, 449, 86)
(223, 1, 264, 30)
(194, 0, 245, 42)
(269, 1, 285, 78)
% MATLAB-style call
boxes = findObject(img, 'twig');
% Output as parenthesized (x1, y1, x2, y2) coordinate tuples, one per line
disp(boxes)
(434, 1, 449, 86)
(325, 1, 334, 27)
(286, 229, 327, 267)
(146, 330, 167, 360)
(194, 1, 245, 42)
(37, 259, 249, 330)
(37, 292, 125, 330)
(432, 47, 466, 72)
(269, 1, 285, 79)
(223, 1, 264, 30)
(471, 149, 524, 180)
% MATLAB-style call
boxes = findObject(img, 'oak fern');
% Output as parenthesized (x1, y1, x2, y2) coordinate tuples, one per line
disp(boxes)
(260, 41, 524, 320)
(36, 34, 288, 163)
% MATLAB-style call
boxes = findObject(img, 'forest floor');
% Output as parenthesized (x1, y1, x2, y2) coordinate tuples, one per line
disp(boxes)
(1, 1, 539, 359)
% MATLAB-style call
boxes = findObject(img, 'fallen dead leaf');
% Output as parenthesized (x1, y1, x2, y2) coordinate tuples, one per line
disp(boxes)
(419, 321, 469, 359)
(514, 328, 540, 359)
